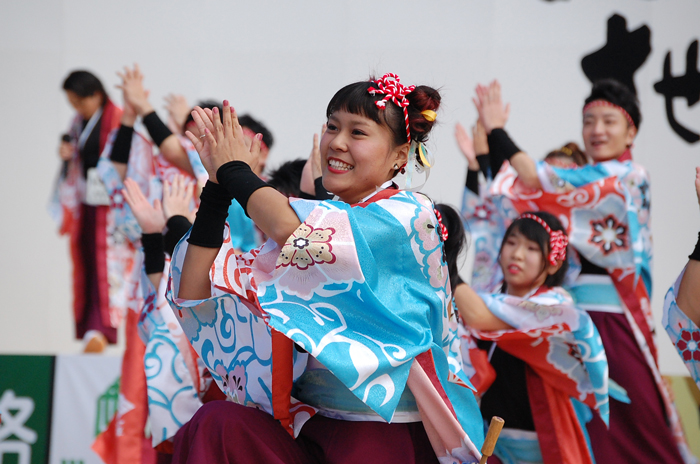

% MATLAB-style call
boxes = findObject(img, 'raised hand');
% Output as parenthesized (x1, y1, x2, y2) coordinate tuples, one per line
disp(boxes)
(301, 124, 326, 194)
(455, 122, 478, 170)
(116, 64, 153, 117)
(184, 100, 263, 182)
(473, 80, 511, 134)
(165, 93, 190, 134)
(473, 120, 488, 155)
(122, 98, 138, 126)
(312, 124, 326, 179)
(162, 174, 195, 222)
(122, 178, 165, 234)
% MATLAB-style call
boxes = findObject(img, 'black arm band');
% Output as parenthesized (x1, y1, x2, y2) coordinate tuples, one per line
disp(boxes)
(141, 233, 165, 275)
(689, 232, 700, 262)
(187, 181, 232, 248)
(110, 124, 134, 164)
(476, 154, 490, 177)
(216, 161, 272, 216)
(466, 169, 479, 194)
(164, 215, 193, 256)
(142, 111, 173, 147)
(314, 177, 334, 200)
(487, 129, 521, 162)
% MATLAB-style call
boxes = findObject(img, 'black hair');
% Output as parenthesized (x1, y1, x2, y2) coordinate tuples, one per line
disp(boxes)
(183, 100, 223, 133)
(266, 159, 306, 198)
(238, 114, 274, 150)
(62, 70, 107, 105)
(325, 77, 441, 147)
(435, 203, 467, 291)
(499, 211, 569, 291)
(584, 79, 641, 130)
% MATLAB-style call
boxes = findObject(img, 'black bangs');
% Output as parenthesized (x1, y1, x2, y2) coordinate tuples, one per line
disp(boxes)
(500, 211, 569, 289)
(325, 81, 405, 146)
(505, 218, 551, 262)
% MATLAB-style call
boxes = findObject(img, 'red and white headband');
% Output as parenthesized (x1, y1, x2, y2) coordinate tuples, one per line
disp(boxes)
(242, 127, 269, 152)
(518, 213, 568, 266)
(582, 100, 636, 130)
(367, 73, 416, 143)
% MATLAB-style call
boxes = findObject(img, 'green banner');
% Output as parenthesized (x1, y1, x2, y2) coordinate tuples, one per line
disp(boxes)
(0, 355, 55, 464)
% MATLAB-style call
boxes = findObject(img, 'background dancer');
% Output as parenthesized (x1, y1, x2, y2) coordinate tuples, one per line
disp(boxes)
(54, 70, 126, 351)
(475, 78, 692, 463)
(440, 205, 608, 464)
(664, 167, 700, 388)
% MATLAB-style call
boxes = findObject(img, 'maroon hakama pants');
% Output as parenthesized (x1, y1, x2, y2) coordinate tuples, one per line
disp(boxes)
(586, 312, 684, 463)
(75, 204, 117, 343)
(171, 401, 439, 464)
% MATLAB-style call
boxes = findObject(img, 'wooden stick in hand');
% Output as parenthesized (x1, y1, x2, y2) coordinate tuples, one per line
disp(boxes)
(479, 416, 505, 464)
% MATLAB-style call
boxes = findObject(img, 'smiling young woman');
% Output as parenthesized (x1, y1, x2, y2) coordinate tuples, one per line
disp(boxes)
(164, 74, 485, 464)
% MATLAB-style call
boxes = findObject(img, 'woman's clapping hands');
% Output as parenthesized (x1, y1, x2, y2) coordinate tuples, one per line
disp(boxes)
(184, 100, 263, 183)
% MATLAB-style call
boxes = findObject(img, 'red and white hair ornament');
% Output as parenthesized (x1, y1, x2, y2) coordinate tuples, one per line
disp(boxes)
(582, 100, 636, 130)
(367, 73, 416, 143)
(518, 213, 568, 266)
(434, 208, 449, 242)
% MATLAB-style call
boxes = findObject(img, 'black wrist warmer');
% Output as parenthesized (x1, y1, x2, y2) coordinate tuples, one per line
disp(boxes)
(187, 181, 232, 248)
(466, 169, 479, 194)
(476, 154, 490, 177)
(216, 161, 272, 216)
(142, 111, 173, 147)
(141, 233, 165, 275)
(689, 232, 700, 262)
(487, 129, 521, 161)
(110, 124, 134, 164)
(164, 215, 193, 256)
(314, 177, 334, 200)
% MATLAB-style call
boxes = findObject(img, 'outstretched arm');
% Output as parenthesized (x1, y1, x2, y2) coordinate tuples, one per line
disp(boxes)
(454, 283, 513, 331)
(676, 167, 700, 326)
(118, 64, 194, 175)
(474, 80, 541, 189)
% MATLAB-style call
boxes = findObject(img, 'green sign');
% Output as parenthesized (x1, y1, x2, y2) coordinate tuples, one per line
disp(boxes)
(0, 355, 55, 464)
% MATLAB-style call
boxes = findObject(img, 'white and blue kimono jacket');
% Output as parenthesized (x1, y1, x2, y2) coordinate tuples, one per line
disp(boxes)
(166, 188, 486, 463)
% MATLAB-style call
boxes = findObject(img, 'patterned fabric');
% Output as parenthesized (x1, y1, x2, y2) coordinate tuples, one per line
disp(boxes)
(166, 190, 485, 463)
(90, 126, 161, 464)
(460, 175, 513, 293)
(459, 287, 608, 464)
(490, 159, 696, 464)
(138, 265, 203, 449)
(663, 266, 700, 388)
(470, 288, 609, 421)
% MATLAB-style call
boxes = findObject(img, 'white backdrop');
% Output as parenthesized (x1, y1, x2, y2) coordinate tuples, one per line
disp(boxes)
(0, 0, 698, 375)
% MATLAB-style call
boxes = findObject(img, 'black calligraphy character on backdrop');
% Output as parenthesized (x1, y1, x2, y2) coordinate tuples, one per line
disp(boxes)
(581, 14, 651, 95)
(654, 40, 700, 144)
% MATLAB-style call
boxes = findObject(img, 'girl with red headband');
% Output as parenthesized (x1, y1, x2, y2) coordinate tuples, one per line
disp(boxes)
(163, 74, 485, 463)
(474, 79, 693, 463)
(439, 206, 609, 464)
